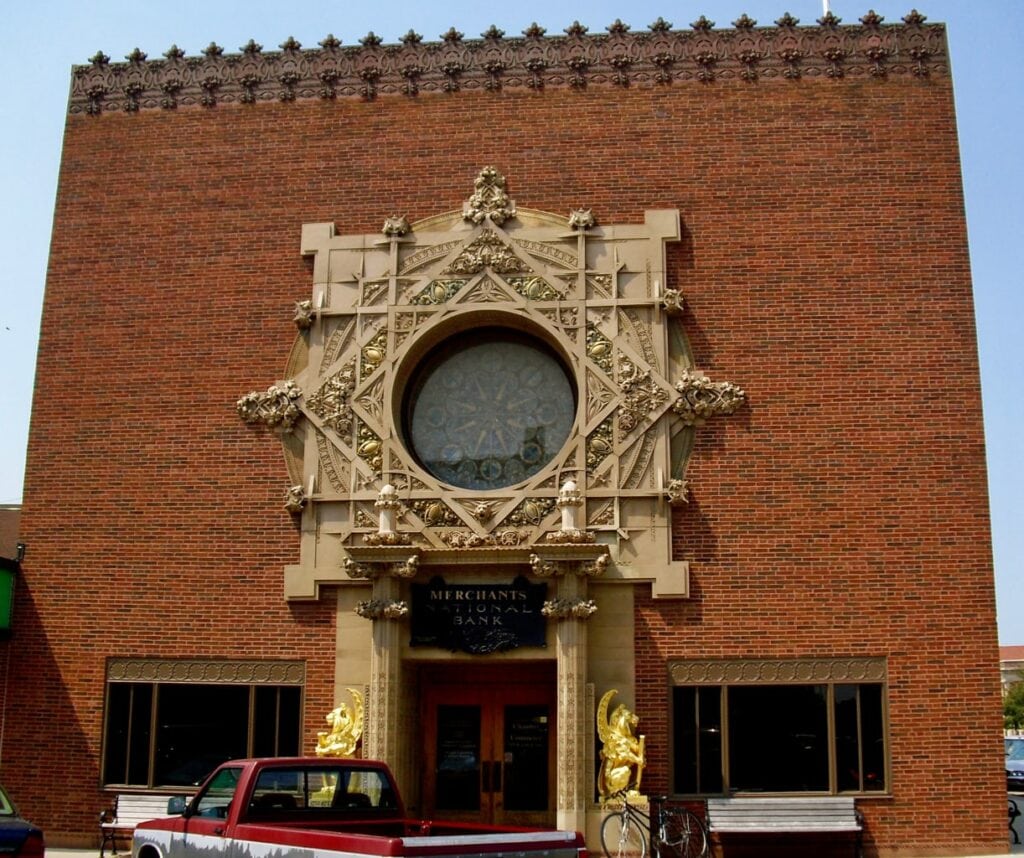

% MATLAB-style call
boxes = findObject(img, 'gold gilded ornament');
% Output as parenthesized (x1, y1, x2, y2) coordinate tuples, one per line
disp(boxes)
(315, 687, 364, 757)
(596, 689, 646, 801)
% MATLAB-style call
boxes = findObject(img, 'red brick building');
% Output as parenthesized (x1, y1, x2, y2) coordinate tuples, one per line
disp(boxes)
(5, 12, 1005, 856)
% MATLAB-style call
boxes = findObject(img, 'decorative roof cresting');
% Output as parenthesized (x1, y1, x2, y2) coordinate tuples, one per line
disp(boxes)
(70, 12, 948, 115)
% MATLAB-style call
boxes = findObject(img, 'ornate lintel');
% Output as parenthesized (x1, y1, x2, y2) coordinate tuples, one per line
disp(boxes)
(236, 380, 303, 432)
(348, 545, 537, 566)
(672, 370, 746, 426)
(107, 658, 305, 685)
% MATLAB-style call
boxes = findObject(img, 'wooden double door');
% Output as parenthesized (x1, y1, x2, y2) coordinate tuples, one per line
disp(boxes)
(421, 664, 556, 828)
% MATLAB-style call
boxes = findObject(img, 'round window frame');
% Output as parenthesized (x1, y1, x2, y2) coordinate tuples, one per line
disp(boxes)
(397, 318, 579, 492)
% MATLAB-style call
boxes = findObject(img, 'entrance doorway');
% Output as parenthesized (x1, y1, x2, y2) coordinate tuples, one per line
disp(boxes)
(420, 663, 556, 827)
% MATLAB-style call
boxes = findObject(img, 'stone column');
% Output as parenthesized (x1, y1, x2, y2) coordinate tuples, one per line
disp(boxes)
(534, 486, 606, 834)
(555, 568, 591, 834)
(366, 573, 407, 786)
(347, 510, 419, 804)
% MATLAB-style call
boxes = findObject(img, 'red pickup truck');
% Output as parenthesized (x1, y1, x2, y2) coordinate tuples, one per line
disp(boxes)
(133, 757, 586, 858)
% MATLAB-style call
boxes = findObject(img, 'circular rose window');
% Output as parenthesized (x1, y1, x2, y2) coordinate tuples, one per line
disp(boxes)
(403, 329, 576, 491)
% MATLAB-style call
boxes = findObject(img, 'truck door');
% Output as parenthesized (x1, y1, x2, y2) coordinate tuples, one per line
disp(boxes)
(422, 668, 555, 828)
(167, 766, 242, 858)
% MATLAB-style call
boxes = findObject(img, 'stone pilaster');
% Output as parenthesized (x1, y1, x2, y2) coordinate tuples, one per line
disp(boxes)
(366, 573, 409, 791)
(534, 531, 607, 834)
(555, 569, 590, 834)
(347, 544, 419, 802)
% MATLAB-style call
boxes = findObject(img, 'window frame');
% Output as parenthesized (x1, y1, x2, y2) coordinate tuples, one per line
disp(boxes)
(101, 658, 305, 789)
(246, 763, 400, 818)
(669, 657, 889, 798)
(400, 326, 579, 492)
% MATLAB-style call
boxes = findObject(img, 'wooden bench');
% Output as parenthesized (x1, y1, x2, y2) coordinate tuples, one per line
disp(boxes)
(706, 797, 863, 857)
(100, 793, 175, 857)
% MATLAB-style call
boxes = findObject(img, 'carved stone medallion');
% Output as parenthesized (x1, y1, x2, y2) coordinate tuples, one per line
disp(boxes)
(241, 168, 745, 599)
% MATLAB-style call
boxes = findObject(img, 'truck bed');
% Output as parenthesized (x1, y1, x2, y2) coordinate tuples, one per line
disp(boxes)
(132, 758, 586, 858)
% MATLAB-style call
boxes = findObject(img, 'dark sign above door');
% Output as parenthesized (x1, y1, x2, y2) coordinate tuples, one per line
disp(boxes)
(410, 576, 547, 655)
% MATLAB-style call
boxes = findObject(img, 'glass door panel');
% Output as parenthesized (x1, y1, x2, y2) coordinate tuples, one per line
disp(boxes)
(436, 705, 481, 812)
(503, 705, 549, 812)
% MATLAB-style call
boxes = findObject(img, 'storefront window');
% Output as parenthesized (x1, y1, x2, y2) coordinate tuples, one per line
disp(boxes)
(102, 682, 301, 787)
(672, 681, 887, 795)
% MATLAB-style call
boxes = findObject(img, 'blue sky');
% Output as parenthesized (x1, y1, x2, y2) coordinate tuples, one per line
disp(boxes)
(1, 1, 1020, 642)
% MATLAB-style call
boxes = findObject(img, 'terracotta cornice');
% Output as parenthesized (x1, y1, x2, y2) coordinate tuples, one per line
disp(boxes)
(69, 12, 947, 116)
(669, 656, 888, 685)
(106, 658, 306, 684)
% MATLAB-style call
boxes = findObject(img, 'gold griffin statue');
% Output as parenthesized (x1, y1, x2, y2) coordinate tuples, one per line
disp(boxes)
(315, 687, 364, 757)
(597, 689, 645, 801)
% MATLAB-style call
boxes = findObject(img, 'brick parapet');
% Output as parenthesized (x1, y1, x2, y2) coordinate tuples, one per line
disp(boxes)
(69, 11, 946, 115)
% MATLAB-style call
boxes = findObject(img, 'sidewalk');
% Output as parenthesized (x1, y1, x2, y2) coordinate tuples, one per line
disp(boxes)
(42, 843, 1024, 858)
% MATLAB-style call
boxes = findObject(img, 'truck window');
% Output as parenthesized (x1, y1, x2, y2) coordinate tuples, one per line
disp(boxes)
(193, 766, 242, 819)
(247, 767, 397, 818)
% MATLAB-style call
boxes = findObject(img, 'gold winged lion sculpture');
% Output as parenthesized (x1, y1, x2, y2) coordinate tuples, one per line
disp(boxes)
(315, 687, 364, 757)
(596, 689, 645, 802)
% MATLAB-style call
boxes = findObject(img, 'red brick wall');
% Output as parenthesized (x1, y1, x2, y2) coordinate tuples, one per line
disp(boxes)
(9, 64, 1001, 855)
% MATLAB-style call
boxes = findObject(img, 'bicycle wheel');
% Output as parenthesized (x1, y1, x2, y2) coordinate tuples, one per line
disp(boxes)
(601, 809, 648, 858)
(657, 807, 708, 858)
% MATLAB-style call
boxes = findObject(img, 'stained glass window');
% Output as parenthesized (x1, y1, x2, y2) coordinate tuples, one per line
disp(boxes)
(404, 330, 576, 491)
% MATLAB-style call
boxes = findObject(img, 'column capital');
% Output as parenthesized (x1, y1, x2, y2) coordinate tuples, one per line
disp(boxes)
(354, 599, 408, 620)
(542, 597, 598, 620)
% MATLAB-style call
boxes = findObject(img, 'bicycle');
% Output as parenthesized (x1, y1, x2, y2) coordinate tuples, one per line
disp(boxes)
(600, 793, 708, 858)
